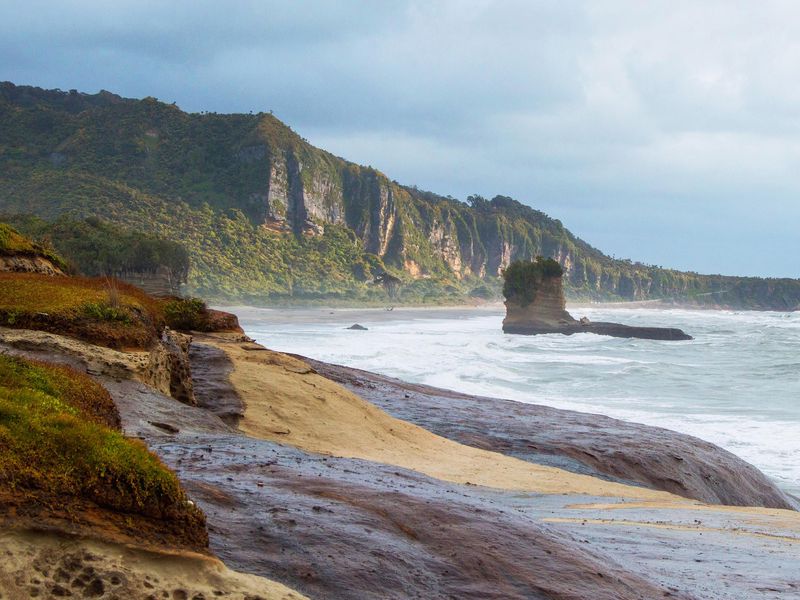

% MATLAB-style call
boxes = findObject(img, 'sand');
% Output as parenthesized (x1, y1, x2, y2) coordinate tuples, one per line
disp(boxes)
(199, 333, 682, 500)
(0, 528, 308, 600)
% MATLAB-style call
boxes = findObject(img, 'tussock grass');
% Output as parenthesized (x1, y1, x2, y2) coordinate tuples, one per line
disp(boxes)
(0, 354, 202, 522)
(0, 272, 162, 348)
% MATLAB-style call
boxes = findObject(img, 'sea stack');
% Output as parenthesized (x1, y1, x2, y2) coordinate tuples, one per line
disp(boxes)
(502, 257, 692, 341)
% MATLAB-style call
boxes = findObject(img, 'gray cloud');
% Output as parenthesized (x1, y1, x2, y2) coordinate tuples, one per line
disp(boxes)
(1, 0, 799, 277)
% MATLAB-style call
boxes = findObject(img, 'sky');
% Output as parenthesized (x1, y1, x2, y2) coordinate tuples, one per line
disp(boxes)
(2, 0, 799, 277)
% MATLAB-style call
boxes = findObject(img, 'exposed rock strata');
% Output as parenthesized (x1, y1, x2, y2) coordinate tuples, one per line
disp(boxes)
(0, 254, 64, 275)
(0, 529, 307, 600)
(0, 326, 195, 404)
(147, 329, 196, 405)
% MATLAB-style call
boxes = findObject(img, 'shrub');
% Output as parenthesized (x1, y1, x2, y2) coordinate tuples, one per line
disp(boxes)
(162, 297, 210, 331)
(502, 256, 564, 307)
(81, 301, 134, 324)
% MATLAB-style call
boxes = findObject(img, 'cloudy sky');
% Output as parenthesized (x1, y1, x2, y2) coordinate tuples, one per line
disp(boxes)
(2, 1, 799, 277)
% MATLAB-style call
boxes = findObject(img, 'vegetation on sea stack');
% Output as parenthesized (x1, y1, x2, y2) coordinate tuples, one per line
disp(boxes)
(503, 257, 564, 307)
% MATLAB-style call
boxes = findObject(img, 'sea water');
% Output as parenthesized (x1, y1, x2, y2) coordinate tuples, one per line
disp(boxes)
(239, 307, 800, 497)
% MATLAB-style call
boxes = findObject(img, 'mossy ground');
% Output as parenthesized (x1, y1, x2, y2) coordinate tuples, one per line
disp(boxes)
(0, 354, 206, 548)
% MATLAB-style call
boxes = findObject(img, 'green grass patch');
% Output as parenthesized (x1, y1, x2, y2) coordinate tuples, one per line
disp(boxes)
(0, 354, 200, 521)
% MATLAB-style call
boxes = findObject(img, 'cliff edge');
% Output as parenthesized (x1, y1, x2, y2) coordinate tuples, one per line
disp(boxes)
(502, 257, 692, 340)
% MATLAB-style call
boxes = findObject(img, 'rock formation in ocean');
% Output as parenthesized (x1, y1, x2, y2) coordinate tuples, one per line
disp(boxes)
(2, 319, 799, 598)
(502, 257, 693, 340)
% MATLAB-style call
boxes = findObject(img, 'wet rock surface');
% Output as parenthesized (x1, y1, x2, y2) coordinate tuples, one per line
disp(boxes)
(107, 344, 798, 600)
(155, 434, 691, 600)
(188, 342, 244, 426)
(5, 333, 798, 599)
(304, 358, 798, 510)
(504, 320, 693, 340)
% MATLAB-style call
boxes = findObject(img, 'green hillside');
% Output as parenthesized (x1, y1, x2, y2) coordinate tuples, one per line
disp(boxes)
(1, 81, 798, 309)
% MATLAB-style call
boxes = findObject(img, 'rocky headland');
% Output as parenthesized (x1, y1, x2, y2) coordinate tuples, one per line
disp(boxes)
(502, 257, 693, 340)
(3, 318, 799, 598)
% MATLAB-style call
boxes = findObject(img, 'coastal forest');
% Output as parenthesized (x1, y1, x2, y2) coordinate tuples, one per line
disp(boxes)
(2, 81, 799, 309)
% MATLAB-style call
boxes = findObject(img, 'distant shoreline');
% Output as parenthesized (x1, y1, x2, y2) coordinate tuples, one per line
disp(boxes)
(214, 298, 798, 314)
(221, 303, 505, 325)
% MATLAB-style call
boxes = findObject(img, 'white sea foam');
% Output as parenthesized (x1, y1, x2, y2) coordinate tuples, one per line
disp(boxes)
(240, 306, 800, 496)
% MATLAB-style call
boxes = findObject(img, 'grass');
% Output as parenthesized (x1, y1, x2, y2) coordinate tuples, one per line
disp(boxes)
(0, 272, 162, 348)
(161, 297, 211, 331)
(0, 271, 241, 348)
(0, 354, 204, 523)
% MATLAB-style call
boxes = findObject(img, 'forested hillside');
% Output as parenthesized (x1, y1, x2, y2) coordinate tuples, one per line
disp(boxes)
(2, 81, 798, 309)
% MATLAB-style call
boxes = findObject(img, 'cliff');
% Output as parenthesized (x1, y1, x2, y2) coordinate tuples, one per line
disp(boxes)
(502, 266, 576, 330)
(2, 81, 800, 308)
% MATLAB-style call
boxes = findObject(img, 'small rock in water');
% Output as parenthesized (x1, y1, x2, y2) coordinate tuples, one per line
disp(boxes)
(347, 323, 368, 330)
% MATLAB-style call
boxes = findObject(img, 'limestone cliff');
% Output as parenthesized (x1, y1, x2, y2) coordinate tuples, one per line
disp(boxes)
(2, 82, 800, 309)
(503, 274, 576, 331)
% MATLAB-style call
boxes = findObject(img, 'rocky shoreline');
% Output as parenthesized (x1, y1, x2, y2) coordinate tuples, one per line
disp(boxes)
(2, 325, 798, 599)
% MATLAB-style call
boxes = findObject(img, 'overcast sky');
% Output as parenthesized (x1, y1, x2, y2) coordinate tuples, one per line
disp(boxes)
(2, 1, 799, 277)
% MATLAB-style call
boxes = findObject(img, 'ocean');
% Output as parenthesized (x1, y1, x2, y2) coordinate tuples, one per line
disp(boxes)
(238, 306, 800, 497)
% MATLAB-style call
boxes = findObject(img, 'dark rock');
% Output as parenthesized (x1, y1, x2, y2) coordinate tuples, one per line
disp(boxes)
(147, 421, 179, 434)
(502, 263, 692, 340)
(504, 320, 693, 341)
(188, 342, 244, 427)
(101, 346, 798, 599)
(304, 357, 796, 510)
(347, 324, 368, 331)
